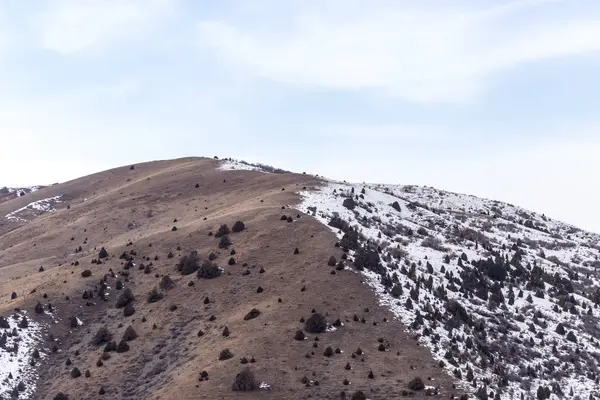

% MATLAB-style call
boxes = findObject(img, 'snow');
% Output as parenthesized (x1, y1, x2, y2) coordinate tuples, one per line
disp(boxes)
(0, 186, 42, 196)
(0, 311, 45, 398)
(217, 158, 289, 174)
(4, 195, 62, 222)
(298, 181, 600, 399)
(218, 159, 262, 172)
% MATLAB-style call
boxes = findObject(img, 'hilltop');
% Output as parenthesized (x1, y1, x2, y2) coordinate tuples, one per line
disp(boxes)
(0, 157, 598, 400)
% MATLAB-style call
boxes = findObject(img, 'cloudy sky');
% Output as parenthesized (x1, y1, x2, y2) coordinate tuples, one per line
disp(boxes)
(1, 0, 600, 231)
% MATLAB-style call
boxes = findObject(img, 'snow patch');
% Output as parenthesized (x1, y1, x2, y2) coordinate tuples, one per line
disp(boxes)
(4, 195, 62, 222)
(0, 311, 45, 398)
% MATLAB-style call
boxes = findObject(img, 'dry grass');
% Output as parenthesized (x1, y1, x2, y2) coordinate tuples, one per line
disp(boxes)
(0, 157, 460, 400)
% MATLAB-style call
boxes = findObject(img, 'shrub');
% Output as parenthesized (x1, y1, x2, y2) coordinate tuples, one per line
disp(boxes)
(329, 215, 350, 232)
(244, 308, 261, 321)
(103, 341, 117, 352)
(123, 303, 135, 317)
(232, 221, 245, 233)
(342, 198, 356, 210)
(116, 340, 130, 353)
(391, 285, 403, 298)
(147, 287, 163, 303)
(197, 260, 221, 279)
(70, 368, 81, 378)
(294, 330, 306, 340)
(352, 391, 367, 400)
(408, 377, 424, 390)
(98, 247, 109, 259)
(232, 368, 258, 391)
(81, 270, 92, 278)
(215, 224, 230, 238)
(421, 236, 448, 252)
(341, 230, 359, 250)
(327, 256, 337, 266)
(115, 288, 135, 308)
(92, 327, 112, 346)
(219, 235, 232, 249)
(178, 251, 200, 275)
(122, 326, 137, 341)
(305, 313, 327, 333)
(219, 348, 234, 361)
(34, 302, 44, 314)
(159, 275, 175, 290)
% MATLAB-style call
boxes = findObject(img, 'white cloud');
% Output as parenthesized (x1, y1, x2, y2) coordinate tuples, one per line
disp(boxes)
(196, 0, 600, 104)
(37, 0, 179, 54)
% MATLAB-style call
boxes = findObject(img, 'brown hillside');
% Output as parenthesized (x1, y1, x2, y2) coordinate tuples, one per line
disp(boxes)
(0, 157, 461, 400)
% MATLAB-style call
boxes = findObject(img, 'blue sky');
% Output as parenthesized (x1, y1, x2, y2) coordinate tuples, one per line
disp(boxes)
(1, 0, 600, 232)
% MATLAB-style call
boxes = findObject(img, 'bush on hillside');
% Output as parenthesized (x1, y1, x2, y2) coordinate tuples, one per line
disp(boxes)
(197, 260, 221, 279)
(305, 313, 327, 333)
(232, 368, 259, 391)
(178, 251, 200, 275)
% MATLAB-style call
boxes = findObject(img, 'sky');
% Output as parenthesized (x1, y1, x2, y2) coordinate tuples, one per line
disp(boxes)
(1, 0, 600, 232)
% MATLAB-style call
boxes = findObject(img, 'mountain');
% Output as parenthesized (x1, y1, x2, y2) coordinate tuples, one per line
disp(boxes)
(0, 157, 598, 400)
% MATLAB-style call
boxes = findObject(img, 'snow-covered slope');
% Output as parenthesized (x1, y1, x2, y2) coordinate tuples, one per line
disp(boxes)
(4, 195, 63, 222)
(218, 158, 290, 174)
(0, 310, 45, 398)
(0, 186, 43, 202)
(299, 181, 600, 400)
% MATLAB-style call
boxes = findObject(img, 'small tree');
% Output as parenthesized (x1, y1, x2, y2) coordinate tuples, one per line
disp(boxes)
(219, 235, 232, 249)
(197, 260, 221, 279)
(122, 326, 137, 341)
(116, 288, 135, 308)
(232, 368, 258, 391)
(305, 313, 327, 333)
(147, 287, 163, 303)
(159, 275, 175, 290)
(244, 308, 261, 321)
(92, 327, 112, 346)
(215, 224, 230, 238)
(232, 221, 245, 233)
(178, 251, 200, 275)
(98, 247, 109, 259)
(219, 348, 234, 360)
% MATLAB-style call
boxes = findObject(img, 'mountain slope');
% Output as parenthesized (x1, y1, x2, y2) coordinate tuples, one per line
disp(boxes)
(0, 158, 461, 400)
(299, 180, 600, 399)
(0, 186, 44, 207)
